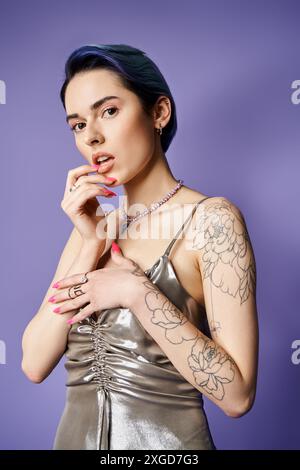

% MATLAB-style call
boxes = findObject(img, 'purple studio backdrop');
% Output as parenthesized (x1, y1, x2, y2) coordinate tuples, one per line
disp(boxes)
(0, 0, 299, 450)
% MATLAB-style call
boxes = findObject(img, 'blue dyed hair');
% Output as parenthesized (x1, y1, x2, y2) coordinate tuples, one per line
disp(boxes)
(60, 43, 177, 153)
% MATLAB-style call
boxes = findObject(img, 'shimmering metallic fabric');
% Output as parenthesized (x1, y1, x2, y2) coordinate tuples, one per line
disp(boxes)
(53, 196, 216, 450)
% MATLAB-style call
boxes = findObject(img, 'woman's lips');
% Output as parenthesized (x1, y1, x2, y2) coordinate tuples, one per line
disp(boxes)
(97, 157, 115, 173)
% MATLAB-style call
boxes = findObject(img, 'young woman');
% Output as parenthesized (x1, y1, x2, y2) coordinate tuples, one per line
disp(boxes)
(21, 44, 259, 450)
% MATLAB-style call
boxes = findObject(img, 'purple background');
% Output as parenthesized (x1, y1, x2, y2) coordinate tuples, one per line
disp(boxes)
(0, 0, 299, 450)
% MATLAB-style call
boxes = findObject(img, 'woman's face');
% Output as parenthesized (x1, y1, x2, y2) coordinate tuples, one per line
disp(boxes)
(64, 68, 157, 185)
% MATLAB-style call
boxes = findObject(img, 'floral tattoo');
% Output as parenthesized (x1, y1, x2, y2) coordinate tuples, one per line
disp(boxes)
(134, 280, 235, 400)
(191, 197, 256, 304)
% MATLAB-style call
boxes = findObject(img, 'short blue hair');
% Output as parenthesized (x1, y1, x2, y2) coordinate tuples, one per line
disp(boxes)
(60, 43, 177, 153)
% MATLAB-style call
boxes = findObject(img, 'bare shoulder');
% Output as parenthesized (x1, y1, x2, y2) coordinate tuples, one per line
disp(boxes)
(178, 191, 246, 236)
(193, 195, 250, 246)
(190, 195, 246, 234)
(175, 189, 242, 214)
(196, 195, 242, 213)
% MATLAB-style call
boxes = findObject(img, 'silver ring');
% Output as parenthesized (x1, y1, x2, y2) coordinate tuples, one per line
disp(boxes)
(79, 272, 89, 284)
(69, 183, 80, 192)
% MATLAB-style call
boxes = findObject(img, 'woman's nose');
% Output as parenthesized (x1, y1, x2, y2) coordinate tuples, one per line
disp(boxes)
(84, 123, 104, 146)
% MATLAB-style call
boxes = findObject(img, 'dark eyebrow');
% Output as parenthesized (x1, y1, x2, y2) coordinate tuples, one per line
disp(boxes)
(66, 95, 119, 123)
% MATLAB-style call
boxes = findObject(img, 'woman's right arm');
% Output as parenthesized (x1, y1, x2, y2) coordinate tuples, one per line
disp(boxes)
(21, 209, 119, 383)
(22, 162, 119, 383)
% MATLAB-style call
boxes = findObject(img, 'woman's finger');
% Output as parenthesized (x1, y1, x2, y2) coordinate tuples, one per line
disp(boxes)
(52, 293, 91, 315)
(66, 304, 97, 325)
(67, 185, 116, 205)
(52, 272, 93, 290)
(63, 164, 98, 198)
(48, 283, 88, 304)
(75, 173, 115, 187)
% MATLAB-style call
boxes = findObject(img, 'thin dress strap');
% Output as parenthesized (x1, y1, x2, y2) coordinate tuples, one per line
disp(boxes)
(163, 196, 212, 258)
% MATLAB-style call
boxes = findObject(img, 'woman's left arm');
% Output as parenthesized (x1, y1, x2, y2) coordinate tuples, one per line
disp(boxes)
(129, 197, 258, 418)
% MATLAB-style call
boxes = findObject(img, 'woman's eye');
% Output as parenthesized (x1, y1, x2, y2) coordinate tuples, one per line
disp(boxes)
(71, 122, 85, 133)
(102, 106, 118, 118)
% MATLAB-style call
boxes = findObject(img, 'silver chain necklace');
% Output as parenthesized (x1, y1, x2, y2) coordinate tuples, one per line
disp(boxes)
(120, 179, 184, 234)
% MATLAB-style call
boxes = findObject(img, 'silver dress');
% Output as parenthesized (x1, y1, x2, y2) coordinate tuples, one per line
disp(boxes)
(53, 196, 216, 450)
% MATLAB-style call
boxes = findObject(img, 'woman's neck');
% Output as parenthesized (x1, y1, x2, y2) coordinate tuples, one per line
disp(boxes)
(122, 152, 180, 210)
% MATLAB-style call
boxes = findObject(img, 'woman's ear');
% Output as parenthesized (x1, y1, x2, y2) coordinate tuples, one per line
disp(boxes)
(153, 95, 172, 129)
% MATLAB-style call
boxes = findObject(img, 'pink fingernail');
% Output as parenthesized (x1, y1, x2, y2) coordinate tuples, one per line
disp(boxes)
(53, 307, 60, 313)
(103, 189, 117, 196)
(92, 164, 99, 169)
(48, 296, 56, 303)
(67, 319, 74, 325)
(112, 241, 121, 253)
(105, 176, 117, 182)
(52, 282, 60, 288)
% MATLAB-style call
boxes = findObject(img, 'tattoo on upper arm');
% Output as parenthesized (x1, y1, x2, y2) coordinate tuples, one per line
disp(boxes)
(192, 198, 257, 305)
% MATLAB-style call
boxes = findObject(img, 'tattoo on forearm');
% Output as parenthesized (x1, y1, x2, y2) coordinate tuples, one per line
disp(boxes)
(188, 335, 235, 400)
(131, 276, 235, 400)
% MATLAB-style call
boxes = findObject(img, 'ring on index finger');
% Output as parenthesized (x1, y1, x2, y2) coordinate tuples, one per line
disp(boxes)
(69, 183, 81, 192)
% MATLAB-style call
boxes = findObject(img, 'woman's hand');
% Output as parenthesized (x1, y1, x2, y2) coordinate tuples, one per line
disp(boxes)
(61, 164, 117, 244)
(48, 243, 146, 324)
